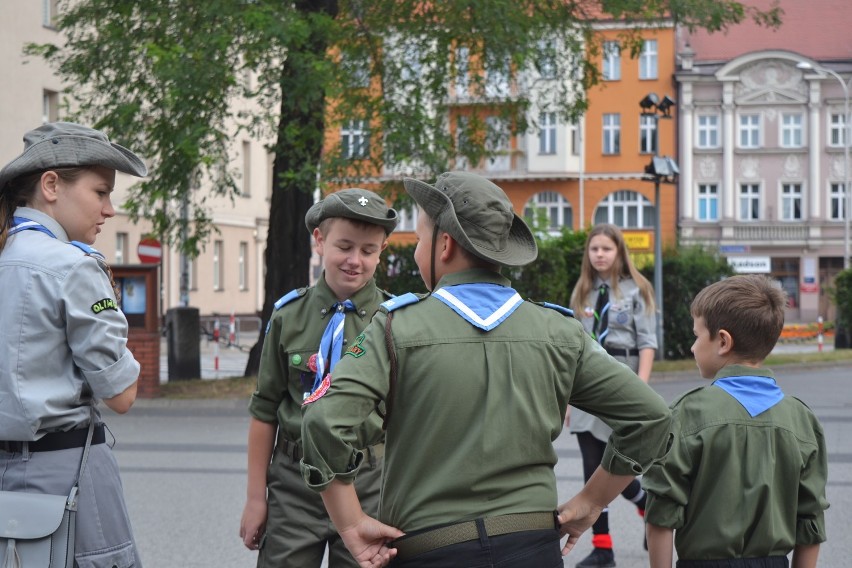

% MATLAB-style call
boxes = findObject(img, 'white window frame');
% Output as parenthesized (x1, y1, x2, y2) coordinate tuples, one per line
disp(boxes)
(43, 0, 59, 27)
(341, 119, 369, 159)
(485, 56, 510, 98)
(696, 184, 719, 222)
(396, 206, 419, 232)
(485, 116, 510, 171)
(593, 190, 654, 228)
(829, 113, 847, 147)
(738, 183, 761, 221)
(696, 114, 720, 148)
(639, 40, 658, 80)
(538, 112, 557, 155)
(115, 232, 128, 265)
(213, 240, 224, 291)
(42, 90, 59, 124)
(239, 242, 248, 291)
(455, 115, 470, 169)
(602, 113, 620, 155)
(536, 39, 556, 80)
(738, 114, 761, 148)
(830, 182, 847, 220)
(780, 113, 804, 148)
(455, 46, 470, 98)
(780, 182, 803, 221)
(241, 140, 252, 196)
(524, 191, 573, 234)
(602, 41, 621, 81)
(639, 114, 657, 154)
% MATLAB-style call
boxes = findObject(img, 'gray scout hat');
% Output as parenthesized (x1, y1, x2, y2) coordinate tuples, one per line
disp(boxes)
(403, 171, 537, 267)
(305, 188, 399, 235)
(0, 122, 148, 193)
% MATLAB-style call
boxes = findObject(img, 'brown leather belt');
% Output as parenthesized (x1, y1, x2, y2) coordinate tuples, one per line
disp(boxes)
(390, 511, 558, 560)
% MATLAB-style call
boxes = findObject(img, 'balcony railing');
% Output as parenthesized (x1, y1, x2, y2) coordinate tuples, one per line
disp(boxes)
(732, 224, 810, 241)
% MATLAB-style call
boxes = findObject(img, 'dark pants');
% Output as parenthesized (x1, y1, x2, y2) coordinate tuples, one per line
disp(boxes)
(388, 527, 562, 568)
(677, 557, 789, 568)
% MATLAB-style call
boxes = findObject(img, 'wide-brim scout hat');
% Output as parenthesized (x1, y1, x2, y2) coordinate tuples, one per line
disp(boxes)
(305, 188, 399, 234)
(404, 171, 537, 267)
(0, 121, 148, 193)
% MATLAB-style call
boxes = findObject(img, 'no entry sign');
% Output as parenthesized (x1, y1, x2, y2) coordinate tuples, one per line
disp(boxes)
(137, 238, 162, 264)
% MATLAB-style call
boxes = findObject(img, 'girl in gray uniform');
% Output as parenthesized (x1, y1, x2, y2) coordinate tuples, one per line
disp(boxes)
(0, 122, 148, 567)
(568, 223, 657, 568)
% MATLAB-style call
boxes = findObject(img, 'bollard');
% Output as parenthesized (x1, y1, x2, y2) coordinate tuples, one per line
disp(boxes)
(213, 318, 221, 372)
(817, 316, 824, 353)
(229, 311, 236, 347)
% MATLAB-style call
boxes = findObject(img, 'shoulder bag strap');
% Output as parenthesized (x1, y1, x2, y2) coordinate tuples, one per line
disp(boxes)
(67, 406, 97, 506)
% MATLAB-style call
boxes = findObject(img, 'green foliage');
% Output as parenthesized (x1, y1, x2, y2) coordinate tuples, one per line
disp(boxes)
(831, 268, 852, 344)
(512, 229, 589, 307)
(375, 243, 428, 296)
(640, 245, 736, 360)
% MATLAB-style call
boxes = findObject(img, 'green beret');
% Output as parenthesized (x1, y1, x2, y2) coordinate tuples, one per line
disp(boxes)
(305, 188, 399, 234)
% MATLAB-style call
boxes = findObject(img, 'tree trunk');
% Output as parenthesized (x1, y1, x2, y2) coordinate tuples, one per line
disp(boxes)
(244, 0, 339, 377)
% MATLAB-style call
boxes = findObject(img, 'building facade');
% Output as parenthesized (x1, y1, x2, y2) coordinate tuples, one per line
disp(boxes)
(677, 0, 852, 322)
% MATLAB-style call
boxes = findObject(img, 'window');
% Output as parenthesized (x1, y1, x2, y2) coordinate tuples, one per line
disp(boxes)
(536, 39, 557, 79)
(639, 40, 658, 80)
(593, 190, 654, 228)
(455, 115, 471, 169)
(830, 182, 847, 220)
(485, 55, 510, 97)
(780, 183, 803, 220)
(639, 115, 657, 154)
(43, 0, 59, 27)
(115, 232, 128, 265)
(455, 47, 470, 98)
(42, 90, 59, 123)
(213, 240, 224, 291)
(602, 41, 621, 81)
(602, 113, 620, 155)
(697, 184, 719, 222)
(538, 112, 557, 155)
(696, 115, 720, 148)
(400, 43, 423, 82)
(189, 257, 198, 291)
(830, 113, 847, 147)
(397, 207, 419, 232)
(739, 183, 760, 220)
(780, 113, 803, 148)
(341, 53, 370, 88)
(738, 114, 760, 148)
(569, 120, 581, 156)
(241, 141, 252, 196)
(524, 191, 572, 233)
(341, 120, 369, 159)
(485, 116, 510, 171)
(239, 242, 248, 291)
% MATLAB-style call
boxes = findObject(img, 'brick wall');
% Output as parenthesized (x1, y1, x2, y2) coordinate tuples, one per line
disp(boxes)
(128, 329, 160, 398)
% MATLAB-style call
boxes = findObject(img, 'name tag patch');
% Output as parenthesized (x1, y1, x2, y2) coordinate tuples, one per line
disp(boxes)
(91, 298, 117, 314)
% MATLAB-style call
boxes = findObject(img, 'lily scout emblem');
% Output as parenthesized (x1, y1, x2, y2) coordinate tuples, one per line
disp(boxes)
(358, 196, 369, 206)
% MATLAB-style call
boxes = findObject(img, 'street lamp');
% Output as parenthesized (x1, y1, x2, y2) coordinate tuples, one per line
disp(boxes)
(797, 61, 852, 269)
(641, 93, 678, 360)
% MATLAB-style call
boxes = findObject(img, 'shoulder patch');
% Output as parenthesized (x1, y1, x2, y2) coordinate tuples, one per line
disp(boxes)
(532, 300, 574, 318)
(91, 298, 118, 314)
(70, 240, 105, 260)
(274, 288, 307, 311)
(381, 292, 421, 312)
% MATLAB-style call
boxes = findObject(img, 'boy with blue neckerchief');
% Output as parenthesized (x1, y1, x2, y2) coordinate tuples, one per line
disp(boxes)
(644, 274, 829, 568)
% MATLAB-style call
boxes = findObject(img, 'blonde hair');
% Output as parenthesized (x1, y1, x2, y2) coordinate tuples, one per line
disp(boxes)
(569, 223, 655, 315)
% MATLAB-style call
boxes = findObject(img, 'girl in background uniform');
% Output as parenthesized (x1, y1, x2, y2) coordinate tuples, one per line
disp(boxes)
(568, 223, 657, 568)
(0, 122, 147, 567)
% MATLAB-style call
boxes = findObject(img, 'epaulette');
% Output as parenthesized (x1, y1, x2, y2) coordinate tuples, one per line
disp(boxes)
(274, 288, 307, 311)
(380, 292, 422, 312)
(532, 300, 574, 318)
(672, 385, 706, 407)
(70, 240, 105, 260)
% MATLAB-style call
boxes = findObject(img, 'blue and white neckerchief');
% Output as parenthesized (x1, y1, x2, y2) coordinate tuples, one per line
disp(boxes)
(713, 375, 785, 417)
(306, 299, 356, 400)
(432, 283, 523, 331)
(10, 216, 58, 239)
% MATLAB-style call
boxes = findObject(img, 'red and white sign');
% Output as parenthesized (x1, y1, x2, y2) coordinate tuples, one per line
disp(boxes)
(137, 238, 162, 264)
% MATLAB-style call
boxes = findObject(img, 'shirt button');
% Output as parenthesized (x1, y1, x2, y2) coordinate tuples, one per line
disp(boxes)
(291, 354, 302, 365)
(359, 310, 366, 316)
(321, 308, 328, 315)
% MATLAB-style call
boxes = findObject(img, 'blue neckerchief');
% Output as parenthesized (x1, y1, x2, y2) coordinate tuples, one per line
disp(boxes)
(432, 283, 523, 331)
(713, 375, 785, 417)
(309, 299, 355, 398)
(10, 216, 58, 239)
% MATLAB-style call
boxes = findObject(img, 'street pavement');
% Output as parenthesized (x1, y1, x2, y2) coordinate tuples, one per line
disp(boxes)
(111, 340, 850, 567)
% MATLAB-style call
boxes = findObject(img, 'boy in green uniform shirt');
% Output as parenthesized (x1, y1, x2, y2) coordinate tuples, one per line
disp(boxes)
(643, 274, 829, 568)
(300, 171, 673, 567)
(240, 188, 398, 567)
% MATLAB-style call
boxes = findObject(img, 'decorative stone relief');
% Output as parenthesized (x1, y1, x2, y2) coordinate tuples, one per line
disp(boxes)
(698, 156, 718, 179)
(783, 155, 801, 178)
(734, 60, 807, 104)
(741, 157, 760, 179)
(832, 155, 848, 179)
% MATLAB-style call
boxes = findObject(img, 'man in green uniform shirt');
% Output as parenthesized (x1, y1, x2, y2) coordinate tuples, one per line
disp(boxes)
(300, 171, 672, 568)
(240, 188, 398, 567)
